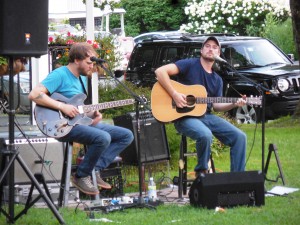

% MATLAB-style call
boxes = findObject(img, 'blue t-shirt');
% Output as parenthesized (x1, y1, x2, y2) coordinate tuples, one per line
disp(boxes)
(175, 58, 223, 112)
(42, 66, 88, 99)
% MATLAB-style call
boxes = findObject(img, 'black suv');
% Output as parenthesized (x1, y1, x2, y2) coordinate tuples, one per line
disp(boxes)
(125, 34, 300, 123)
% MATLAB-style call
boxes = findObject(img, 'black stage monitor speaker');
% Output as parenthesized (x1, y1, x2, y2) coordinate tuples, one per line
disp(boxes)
(0, 0, 49, 57)
(113, 111, 170, 165)
(189, 171, 265, 209)
(1, 137, 64, 184)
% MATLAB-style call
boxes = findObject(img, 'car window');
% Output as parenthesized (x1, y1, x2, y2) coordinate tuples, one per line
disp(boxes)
(245, 41, 289, 66)
(188, 47, 201, 58)
(158, 47, 185, 65)
(221, 40, 291, 68)
(222, 46, 249, 68)
(129, 47, 155, 69)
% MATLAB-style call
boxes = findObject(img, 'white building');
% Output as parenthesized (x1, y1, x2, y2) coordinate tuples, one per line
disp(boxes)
(48, 0, 126, 37)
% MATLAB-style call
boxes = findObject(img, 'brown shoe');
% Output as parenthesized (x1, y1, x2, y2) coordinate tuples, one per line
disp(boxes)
(95, 171, 112, 189)
(71, 175, 99, 196)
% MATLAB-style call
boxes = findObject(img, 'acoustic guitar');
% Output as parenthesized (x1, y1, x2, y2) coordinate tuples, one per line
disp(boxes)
(151, 80, 262, 123)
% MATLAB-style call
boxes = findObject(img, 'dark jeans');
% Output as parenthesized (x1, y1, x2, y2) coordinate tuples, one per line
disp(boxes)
(174, 113, 246, 172)
(58, 122, 134, 177)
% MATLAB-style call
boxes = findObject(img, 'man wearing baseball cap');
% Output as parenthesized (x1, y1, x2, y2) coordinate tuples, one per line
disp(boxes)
(155, 36, 247, 175)
(203, 36, 221, 48)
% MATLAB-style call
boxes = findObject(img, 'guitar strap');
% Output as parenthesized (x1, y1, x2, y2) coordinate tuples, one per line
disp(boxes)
(79, 76, 92, 104)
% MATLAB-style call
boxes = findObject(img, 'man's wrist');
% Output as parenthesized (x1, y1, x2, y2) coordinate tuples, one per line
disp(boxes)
(57, 102, 62, 110)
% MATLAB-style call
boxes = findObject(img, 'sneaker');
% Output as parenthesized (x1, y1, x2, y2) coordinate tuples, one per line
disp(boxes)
(195, 169, 208, 178)
(71, 175, 99, 195)
(95, 171, 112, 189)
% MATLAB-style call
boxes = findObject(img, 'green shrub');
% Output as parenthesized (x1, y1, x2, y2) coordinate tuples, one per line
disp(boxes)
(98, 81, 151, 118)
(262, 15, 298, 60)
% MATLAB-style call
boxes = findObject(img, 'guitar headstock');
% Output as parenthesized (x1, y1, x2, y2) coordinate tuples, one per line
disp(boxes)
(247, 96, 262, 106)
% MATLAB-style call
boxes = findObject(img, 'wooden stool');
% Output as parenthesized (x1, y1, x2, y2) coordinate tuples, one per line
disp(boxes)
(178, 135, 215, 198)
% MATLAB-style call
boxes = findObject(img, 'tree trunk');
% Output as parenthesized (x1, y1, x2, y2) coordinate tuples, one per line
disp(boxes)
(290, 0, 300, 56)
(290, 0, 300, 118)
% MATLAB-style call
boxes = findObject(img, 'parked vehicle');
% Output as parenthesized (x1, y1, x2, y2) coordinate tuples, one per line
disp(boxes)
(0, 71, 30, 114)
(48, 24, 84, 40)
(116, 36, 135, 72)
(133, 31, 187, 44)
(125, 33, 300, 123)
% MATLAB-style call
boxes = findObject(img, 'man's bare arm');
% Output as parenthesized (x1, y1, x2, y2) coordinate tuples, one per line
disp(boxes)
(28, 83, 79, 118)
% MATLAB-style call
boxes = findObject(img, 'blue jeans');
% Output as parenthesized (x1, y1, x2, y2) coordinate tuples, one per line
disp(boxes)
(58, 123, 134, 177)
(174, 113, 246, 172)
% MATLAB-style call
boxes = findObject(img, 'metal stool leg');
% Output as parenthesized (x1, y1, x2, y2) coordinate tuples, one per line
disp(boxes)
(178, 135, 186, 198)
(209, 154, 216, 173)
(178, 135, 216, 198)
(63, 143, 73, 206)
(58, 142, 73, 207)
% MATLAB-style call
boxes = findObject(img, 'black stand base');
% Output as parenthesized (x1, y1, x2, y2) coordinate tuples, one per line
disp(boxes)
(264, 143, 285, 185)
(0, 150, 65, 224)
(17, 173, 57, 218)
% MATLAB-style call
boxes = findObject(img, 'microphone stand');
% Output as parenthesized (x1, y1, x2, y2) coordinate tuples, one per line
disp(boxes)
(218, 60, 275, 182)
(96, 61, 155, 210)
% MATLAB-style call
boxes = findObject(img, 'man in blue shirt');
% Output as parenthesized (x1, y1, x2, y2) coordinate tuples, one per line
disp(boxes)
(155, 36, 247, 174)
(29, 42, 134, 195)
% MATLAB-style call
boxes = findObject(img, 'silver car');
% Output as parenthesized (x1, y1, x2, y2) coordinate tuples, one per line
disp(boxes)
(0, 71, 30, 114)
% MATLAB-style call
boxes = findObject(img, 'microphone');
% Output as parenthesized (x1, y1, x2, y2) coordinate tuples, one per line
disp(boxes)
(213, 55, 229, 64)
(90, 56, 106, 64)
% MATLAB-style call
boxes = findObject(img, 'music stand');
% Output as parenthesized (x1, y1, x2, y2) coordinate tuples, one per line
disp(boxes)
(96, 61, 155, 210)
(0, 56, 65, 224)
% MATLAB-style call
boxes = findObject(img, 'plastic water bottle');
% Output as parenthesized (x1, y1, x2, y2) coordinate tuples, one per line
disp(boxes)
(148, 177, 157, 202)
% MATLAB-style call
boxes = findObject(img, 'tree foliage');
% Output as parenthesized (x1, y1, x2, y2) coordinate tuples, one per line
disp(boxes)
(262, 15, 298, 60)
(112, 0, 188, 36)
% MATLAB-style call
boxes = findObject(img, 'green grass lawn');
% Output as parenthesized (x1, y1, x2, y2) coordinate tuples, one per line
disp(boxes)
(1, 117, 300, 225)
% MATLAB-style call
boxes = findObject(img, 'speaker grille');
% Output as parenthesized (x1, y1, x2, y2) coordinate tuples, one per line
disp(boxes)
(113, 111, 170, 165)
(217, 191, 255, 206)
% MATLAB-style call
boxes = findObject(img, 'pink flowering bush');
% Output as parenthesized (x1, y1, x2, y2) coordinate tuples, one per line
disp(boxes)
(48, 32, 121, 71)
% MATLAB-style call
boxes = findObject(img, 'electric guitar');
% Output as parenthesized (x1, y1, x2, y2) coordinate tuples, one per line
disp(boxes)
(151, 80, 262, 123)
(34, 92, 135, 138)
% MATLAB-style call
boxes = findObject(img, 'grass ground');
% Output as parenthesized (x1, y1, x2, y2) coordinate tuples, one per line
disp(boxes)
(0, 117, 299, 225)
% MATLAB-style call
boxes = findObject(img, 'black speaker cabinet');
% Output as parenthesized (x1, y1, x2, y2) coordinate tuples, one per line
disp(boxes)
(113, 112, 170, 165)
(0, 0, 49, 57)
(1, 137, 64, 184)
(189, 171, 265, 209)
